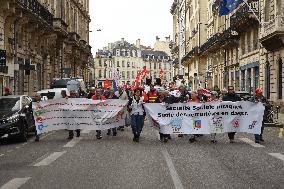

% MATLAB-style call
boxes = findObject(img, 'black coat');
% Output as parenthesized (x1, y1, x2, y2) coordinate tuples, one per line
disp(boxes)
(222, 93, 241, 102)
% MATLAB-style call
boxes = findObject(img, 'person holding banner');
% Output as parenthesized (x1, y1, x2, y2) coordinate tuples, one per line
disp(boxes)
(106, 89, 118, 136)
(67, 90, 81, 139)
(222, 86, 241, 143)
(129, 88, 145, 142)
(33, 94, 42, 142)
(156, 92, 171, 143)
(91, 88, 106, 139)
(249, 88, 271, 143)
(209, 91, 220, 143)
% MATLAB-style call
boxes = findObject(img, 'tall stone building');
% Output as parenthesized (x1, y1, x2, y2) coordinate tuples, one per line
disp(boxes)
(0, 0, 92, 96)
(94, 38, 173, 86)
(170, 0, 283, 109)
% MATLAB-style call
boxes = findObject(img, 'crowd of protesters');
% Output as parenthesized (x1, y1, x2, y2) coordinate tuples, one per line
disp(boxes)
(3, 79, 270, 144)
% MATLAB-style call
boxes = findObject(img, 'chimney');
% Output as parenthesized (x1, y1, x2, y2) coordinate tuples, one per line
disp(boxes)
(165, 35, 170, 42)
(136, 39, 141, 48)
(156, 36, 160, 41)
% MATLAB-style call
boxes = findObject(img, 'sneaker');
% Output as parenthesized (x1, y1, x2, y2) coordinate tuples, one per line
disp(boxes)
(178, 134, 184, 138)
(163, 137, 168, 143)
(76, 132, 80, 138)
(229, 139, 234, 143)
(211, 140, 217, 143)
(255, 140, 260, 143)
(189, 138, 196, 143)
(35, 136, 40, 142)
(113, 132, 117, 136)
(106, 131, 111, 136)
(96, 135, 102, 139)
(120, 128, 125, 131)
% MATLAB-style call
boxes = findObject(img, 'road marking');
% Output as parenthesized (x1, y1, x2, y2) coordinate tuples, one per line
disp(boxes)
(33, 151, 66, 166)
(0, 177, 31, 189)
(0, 154, 4, 157)
(15, 146, 20, 149)
(81, 130, 91, 134)
(63, 138, 81, 148)
(239, 138, 265, 148)
(22, 143, 27, 146)
(6, 150, 13, 153)
(269, 153, 284, 162)
(162, 149, 184, 189)
(39, 131, 54, 140)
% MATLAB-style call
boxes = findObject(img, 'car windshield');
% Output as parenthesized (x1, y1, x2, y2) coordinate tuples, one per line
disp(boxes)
(51, 79, 70, 88)
(0, 97, 21, 111)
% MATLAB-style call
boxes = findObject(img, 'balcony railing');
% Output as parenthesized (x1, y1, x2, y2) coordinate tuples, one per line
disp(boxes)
(230, 2, 259, 31)
(16, 0, 53, 26)
(181, 46, 199, 64)
(199, 33, 221, 53)
(260, 16, 284, 39)
(219, 27, 240, 47)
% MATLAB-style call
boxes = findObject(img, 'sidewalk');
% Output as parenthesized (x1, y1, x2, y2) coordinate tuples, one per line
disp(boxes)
(278, 113, 284, 125)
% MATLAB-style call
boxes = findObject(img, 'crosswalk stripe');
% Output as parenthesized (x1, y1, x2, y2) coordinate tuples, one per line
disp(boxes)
(268, 153, 284, 162)
(239, 138, 265, 148)
(0, 177, 31, 189)
(63, 138, 81, 148)
(33, 151, 66, 166)
(81, 130, 91, 134)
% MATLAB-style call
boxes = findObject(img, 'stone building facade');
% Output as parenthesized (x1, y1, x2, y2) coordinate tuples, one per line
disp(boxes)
(0, 0, 92, 96)
(170, 0, 284, 109)
(94, 38, 173, 86)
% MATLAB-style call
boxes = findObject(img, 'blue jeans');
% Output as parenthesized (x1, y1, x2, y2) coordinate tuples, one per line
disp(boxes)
(131, 114, 144, 136)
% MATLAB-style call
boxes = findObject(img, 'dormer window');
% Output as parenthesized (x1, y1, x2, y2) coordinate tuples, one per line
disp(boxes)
(116, 49, 120, 56)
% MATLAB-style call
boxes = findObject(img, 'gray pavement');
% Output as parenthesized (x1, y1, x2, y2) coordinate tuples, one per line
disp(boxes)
(0, 123, 284, 189)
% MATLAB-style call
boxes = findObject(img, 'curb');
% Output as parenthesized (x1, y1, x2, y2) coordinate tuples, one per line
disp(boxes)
(264, 123, 284, 128)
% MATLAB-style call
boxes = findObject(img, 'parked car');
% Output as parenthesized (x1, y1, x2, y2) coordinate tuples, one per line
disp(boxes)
(235, 91, 252, 101)
(0, 95, 35, 142)
(37, 88, 70, 100)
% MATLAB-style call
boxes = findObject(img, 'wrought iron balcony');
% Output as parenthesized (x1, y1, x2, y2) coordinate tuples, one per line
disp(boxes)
(219, 27, 240, 47)
(260, 16, 284, 51)
(199, 33, 221, 54)
(16, 0, 53, 26)
(53, 18, 68, 37)
(181, 46, 199, 64)
(230, 1, 259, 32)
(68, 32, 81, 46)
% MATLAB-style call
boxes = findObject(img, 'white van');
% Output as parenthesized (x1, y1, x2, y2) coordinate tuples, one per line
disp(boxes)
(37, 88, 70, 100)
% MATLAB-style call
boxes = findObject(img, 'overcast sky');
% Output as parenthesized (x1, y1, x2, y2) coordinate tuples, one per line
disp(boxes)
(89, 0, 173, 54)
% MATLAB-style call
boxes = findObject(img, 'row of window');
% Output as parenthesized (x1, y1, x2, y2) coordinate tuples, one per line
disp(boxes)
(97, 70, 171, 80)
(115, 49, 138, 57)
(98, 60, 169, 70)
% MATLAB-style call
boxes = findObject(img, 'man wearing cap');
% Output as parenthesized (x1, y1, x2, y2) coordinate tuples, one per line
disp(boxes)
(249, 88, 271, 143)
(222, 86, 241, 143)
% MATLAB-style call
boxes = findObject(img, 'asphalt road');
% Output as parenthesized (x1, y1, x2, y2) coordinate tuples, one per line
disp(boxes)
(0, 122, 283, 189)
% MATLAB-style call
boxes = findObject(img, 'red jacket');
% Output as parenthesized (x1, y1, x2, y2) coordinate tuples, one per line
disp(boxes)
(148, 90, 158, 103)
(92, 95, 106, 100)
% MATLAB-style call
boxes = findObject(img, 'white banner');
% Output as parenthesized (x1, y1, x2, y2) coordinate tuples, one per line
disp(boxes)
(144, 101, 265, 135)
(33, 99, 128, 134)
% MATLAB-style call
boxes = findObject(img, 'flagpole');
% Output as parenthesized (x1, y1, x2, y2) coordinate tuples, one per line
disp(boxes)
(242, 0, 262, 26)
